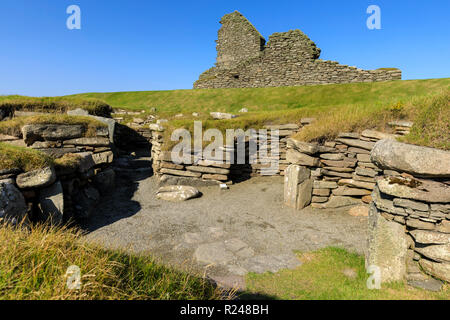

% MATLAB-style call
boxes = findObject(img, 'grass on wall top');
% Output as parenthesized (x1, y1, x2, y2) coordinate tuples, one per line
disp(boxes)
(0, 114, 107, 138)
(0, 143, 53, 172)
(0, 96, 112, 117)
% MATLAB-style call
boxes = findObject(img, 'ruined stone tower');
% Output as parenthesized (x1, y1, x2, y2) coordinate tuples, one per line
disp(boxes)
(194, 11, 401, 89)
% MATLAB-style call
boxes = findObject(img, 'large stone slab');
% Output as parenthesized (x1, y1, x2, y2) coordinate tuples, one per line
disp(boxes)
(158, 175, 220, 187)
(286, 139, 319, 155)
(22, 124, 84, 145)
(38, 181, 64, 225)
(371, 139, 450, 178)
(0, 180, 27, 224)
(284, 165, 310, 209)
(156, 185, 200, 202)
(415, 245, 450, 263)
(311, 195, 361, 209)
(376, 176, 450, 203)
(16, 166, 56, 189)
(419, 259, 450, 283)
(63, 137, 110, 147)
(366, 203, 408, 283)
(336, 138, 375, 151)
(286, 149, 319, 167)
(186, 166, 230, 175)
(409, 230, 450, 244)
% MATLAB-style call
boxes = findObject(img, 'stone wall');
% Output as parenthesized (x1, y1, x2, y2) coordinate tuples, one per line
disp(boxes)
(284, 129, 450, 285)
(284, 121, 412, 210)
(0, 120, 116, 225)
(194, 11, 401, 89)
(367, 139, 450, 285)
(148, 121, 310, 186)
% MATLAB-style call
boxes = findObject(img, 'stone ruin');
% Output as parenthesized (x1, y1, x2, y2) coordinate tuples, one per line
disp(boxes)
(194, 11, 402, 89)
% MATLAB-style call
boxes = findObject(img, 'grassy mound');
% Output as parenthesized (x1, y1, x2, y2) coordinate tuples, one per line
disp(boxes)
(0, 143, 53, 172)
(69, 78, 449, 150)
(0, 223, 225, 300)
(245, 247, 449, 300)
(0, 96, 112, 117)
(69, 78, 449, 114)
(0, 114, 107, 138)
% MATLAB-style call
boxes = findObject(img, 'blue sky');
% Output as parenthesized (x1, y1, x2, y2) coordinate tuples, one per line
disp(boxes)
(0, 0, 449, 96)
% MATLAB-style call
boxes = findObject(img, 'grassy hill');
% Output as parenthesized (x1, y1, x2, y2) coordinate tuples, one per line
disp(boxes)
(70, 78, 449, 150)
(68, 78, 449, 114)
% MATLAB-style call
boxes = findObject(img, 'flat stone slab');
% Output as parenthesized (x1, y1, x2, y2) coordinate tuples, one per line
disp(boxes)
(156, 185, 201, 202)
(16, 166, 56, 189)
(371, 139, 450, 178)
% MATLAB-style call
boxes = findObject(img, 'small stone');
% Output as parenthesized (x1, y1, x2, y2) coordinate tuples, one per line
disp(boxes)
(355, 167, 377, 178)
(210, 112, 237, 120)
(156, 185, 200, 202)
(238, 108, 248, 113)
(311, 196, 361, 209)
(393, 198, 429, 212)
(320, 153, 344, 161)
(313, 181, 338, 189)
(408, 278, 443, 292)
(16, 167, 56, 189)
(332, 186, 371, 196)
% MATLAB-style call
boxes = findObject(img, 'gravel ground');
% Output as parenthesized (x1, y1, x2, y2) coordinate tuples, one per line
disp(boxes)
(84, 169, 368, 289)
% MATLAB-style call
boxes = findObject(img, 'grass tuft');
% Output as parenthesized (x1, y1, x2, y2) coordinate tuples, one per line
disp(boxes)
(0, 96, 112, 117)
(0, 143, 53, 172)
(0, 223, 225, 300)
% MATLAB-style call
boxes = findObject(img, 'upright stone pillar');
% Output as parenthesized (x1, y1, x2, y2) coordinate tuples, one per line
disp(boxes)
(284, 164, 312, 210)
(366, 202, 408, 283)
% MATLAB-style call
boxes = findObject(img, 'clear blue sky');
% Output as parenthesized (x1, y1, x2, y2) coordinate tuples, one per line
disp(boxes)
(0, 0, 449, 96)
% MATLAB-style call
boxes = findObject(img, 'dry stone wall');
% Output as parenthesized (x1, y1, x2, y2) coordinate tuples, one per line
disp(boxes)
(0, 117, 116, 225)
(194, 11, 401, 89)
(368, 140, 450, 285)
(148, 121, 310, 186)
(284, 121, 412, 210)
(284, 126, 450, 284)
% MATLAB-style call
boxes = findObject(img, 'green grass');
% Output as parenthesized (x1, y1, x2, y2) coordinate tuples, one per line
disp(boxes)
(68, 78, 449, 114)
(0, 96, 112, 117)
(0, 143, 53, 172)
(0, 114, 107, 138)
(244, 247, 449, 300)
(0, 223, 226, 300)
(67, 78, 449, 150)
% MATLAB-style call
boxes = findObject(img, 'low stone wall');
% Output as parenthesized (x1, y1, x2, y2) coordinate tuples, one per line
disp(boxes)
(284, 121, 412, 209)
(367, 139, 450, 285)
(0, 121, 116, 225)
(148, 121, 307, 185)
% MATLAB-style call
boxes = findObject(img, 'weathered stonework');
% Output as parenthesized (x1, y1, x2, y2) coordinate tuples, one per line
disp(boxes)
(194, 11, 401, 89)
